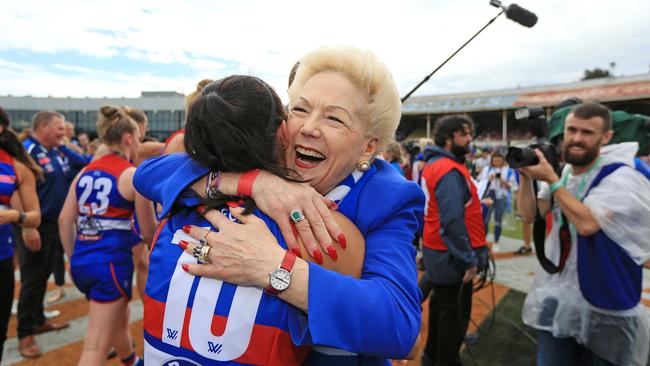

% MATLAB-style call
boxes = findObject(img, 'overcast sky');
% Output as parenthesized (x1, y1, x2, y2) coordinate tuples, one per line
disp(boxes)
(1, 0, 649, 101)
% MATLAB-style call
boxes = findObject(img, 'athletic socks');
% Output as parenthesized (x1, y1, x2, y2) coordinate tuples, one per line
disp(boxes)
(120, 352, 143, 366)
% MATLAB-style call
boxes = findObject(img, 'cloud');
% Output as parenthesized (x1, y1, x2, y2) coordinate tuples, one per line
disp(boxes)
(0, 0, 649, 100)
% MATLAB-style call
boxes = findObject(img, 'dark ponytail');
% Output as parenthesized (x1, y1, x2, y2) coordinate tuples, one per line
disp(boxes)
(0, 107, 43, 180)
(183, 75, 301, 214)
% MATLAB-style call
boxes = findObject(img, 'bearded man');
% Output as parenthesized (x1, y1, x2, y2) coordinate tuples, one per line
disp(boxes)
(420, 115, 488, 366)
(518, 102, 650, 366)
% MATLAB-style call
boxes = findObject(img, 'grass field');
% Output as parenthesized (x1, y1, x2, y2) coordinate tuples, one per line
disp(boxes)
(485, 210, 525, 241)
(461, 290, 537, 366)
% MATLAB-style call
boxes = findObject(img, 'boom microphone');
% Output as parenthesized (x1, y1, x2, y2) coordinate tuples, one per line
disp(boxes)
(400, 1, 538, 103)
(505, 3, 538, 28)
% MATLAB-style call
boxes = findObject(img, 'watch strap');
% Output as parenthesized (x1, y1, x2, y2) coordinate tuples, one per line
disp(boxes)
(279, 250, 297, 272)
(16, 211, 26, 225)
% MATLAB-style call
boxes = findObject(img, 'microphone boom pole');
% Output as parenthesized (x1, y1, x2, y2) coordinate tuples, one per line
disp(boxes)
(401, 9, 504, 103)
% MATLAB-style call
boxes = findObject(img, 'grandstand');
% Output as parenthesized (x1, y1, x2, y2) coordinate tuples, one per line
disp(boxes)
(398, 73, 650, 145)
(1, 74, 649, 144)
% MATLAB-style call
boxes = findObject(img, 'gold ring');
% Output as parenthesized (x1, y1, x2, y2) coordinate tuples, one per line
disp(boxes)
(199, 229, 211, 245)
(199, 244, 212, 263)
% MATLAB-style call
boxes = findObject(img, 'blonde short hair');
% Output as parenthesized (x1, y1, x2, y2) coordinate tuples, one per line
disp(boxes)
(288, 46, 401, 152)
(418, 138, 434, 151)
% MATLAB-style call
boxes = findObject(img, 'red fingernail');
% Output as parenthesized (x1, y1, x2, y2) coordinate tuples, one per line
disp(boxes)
(313, 249, 323, 265)
(182, 264, 189, 272)
(328, 201, 339, 210)
(196, 205, 207, 213)
(338, 233, 347, 249)
(182, 225, 191, 233)
(326, 245, 338, 261)
(291, 247, 302, 258)
(179, 240, 188, 250)
(226, 201, 239, 208)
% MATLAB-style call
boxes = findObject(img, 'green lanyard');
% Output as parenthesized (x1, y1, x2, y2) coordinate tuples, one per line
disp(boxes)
(558, 156, 604, 232)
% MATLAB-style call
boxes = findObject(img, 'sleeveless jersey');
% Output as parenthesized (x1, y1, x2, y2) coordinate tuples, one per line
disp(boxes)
(0, 149, 18, 260)
(144, 206, 310, 366)
(422, 157, 486, 250)
(164, 128, 185, 153)
(71, 153, 140, 265)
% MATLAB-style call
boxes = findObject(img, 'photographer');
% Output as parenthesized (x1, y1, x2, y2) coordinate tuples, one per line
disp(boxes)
(479, 152, 515, 252)
(518, 102, 650, 366)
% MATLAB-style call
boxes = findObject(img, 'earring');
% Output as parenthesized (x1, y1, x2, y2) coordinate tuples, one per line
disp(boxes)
(357, 161, 371, 172)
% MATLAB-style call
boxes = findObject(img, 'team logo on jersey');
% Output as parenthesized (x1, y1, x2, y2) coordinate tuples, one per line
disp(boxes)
(78, 215, 103, 241)
(166, 328, 179, 341)
(207, 341, 222, 354)
(160, 357, 201, 366)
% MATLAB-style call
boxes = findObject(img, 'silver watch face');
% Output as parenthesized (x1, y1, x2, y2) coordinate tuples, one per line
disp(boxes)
(269, 268, 291, 291)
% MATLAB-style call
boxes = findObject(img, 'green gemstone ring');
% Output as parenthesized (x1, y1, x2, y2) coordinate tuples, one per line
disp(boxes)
(290, 209, 305, 223)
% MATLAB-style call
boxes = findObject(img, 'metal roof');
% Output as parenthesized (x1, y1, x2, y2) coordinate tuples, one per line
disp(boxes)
(402, 73, 650, 115)
(4, 74, 650, 115)
(0, 91, 185, 111)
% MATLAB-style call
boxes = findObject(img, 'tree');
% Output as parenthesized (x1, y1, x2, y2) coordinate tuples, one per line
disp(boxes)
(581, 68, 611, 80)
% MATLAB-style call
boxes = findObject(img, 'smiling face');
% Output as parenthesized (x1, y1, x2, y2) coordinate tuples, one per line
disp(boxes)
(284, 71, 378, 194)
(41, 116, 66, 148)
(562, 113, 612, 167)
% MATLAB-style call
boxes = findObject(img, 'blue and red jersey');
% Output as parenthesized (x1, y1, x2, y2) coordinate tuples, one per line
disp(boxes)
(0, 149, 17, 260)
(71, 153, 140, 266)
(135, 154, 424, 366)
(143, 203, 309, 365)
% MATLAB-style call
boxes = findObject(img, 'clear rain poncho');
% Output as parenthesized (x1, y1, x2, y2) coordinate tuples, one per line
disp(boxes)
(523, 142, 650, 366)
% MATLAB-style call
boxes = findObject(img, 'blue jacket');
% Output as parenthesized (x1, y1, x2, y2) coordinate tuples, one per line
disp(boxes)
(134, 154, 424, 365)
(24, 137, 88, 221)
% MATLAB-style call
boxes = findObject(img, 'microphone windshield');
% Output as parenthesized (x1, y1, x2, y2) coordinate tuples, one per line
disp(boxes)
(506, 3, 538, 28)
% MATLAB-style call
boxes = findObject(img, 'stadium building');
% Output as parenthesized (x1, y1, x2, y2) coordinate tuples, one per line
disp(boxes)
(1, 74, 649, 144)
(398, 73, 650, 145)
(0, 91, 185, 141)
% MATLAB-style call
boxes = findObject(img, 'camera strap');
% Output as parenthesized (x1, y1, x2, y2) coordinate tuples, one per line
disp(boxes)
(531, 180, 554, 273)
(533, 205, 572, 274)
(534, 157, 604, 274)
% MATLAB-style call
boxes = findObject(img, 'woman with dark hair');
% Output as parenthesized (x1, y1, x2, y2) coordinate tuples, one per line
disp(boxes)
(136, 46, 423, 365)
(138, 75, 365, 365)
(0, 107, 41, 362)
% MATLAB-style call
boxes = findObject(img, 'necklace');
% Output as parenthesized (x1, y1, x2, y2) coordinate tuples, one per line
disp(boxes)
(558, 156, 604, 233)
(111, 150, 128, 160)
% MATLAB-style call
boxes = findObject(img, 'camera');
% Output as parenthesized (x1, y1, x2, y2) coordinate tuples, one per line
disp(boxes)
(506, 106, 561, 173)
(496, 172, 501, 179)
(506, 140, 559, 172)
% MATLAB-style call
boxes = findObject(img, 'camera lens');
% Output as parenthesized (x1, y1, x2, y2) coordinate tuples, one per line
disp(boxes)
(506, 147, 539, 168)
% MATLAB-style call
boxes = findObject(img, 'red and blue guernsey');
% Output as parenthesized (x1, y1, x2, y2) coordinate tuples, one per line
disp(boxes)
(71, 153, 140, 266)
(137, 170, 310, 365)
(0, 149, 17, 261)
(136, 154, 424, 366)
